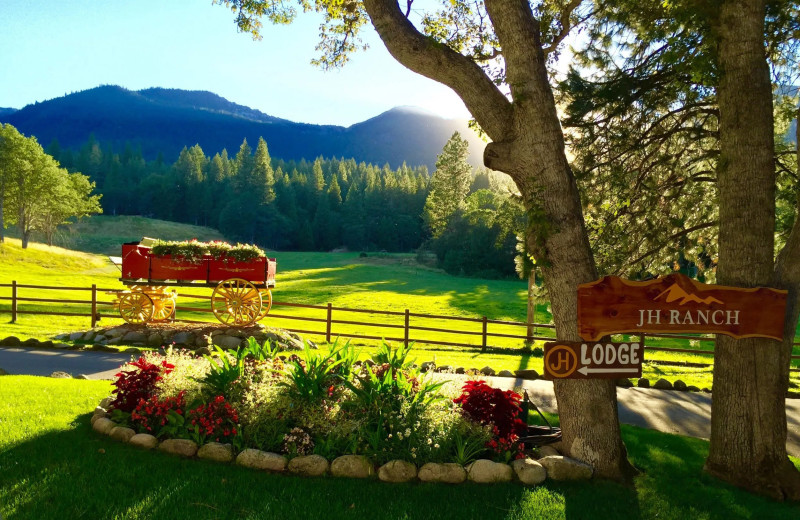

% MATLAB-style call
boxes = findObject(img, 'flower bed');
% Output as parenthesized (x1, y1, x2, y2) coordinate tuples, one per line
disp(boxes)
(91, 338, 593, 485)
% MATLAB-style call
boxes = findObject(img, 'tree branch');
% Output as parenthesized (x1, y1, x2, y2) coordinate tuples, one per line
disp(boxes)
(543, 0, 585, 55)
(619, 221, 719, 273)
(362, 0, 512, 141)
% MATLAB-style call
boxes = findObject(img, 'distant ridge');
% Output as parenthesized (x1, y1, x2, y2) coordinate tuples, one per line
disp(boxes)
(0, 85, 486, 169)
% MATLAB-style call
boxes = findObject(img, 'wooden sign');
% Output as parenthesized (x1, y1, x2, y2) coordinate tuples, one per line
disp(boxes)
(577, 273, 787, 341)
(543, 341, 643, 379)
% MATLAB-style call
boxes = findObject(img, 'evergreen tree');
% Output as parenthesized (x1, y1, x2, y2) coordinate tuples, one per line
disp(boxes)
(422, 132, 472, 238)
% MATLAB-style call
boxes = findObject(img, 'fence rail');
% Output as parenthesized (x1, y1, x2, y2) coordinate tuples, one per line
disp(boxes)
(1, 281, 799, 367)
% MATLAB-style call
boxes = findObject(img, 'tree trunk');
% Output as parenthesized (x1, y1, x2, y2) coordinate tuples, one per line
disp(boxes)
(0, 193, 4, 244)
(705, 0, 800, 500)
(526, 268, 535, 344)
(362, 0, 634, 481)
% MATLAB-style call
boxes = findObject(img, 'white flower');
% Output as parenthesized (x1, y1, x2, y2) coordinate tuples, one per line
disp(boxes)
(388, 434, 392, 438)
(434, 443, 440, 449)
(427, 438, 432, 445)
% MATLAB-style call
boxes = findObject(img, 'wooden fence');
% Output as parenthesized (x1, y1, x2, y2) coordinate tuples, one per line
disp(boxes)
(1, 281, 799, 367)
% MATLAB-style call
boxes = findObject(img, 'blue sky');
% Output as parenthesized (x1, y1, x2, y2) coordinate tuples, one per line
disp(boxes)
(0, 0, 471, 126)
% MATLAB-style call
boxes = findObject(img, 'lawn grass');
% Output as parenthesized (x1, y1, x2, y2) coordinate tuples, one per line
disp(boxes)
(1, 215, 800, 391)
(1, 375, 799, 519)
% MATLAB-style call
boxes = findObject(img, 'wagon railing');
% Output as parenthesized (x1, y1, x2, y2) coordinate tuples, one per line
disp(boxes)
(1, 280, 799, 370)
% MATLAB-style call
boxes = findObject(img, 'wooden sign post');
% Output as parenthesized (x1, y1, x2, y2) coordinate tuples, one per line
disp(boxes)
(577, 273, 787, 342)
(543, 341, 643, 379)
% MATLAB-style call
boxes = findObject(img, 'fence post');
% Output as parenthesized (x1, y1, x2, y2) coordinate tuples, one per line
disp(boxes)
(404, 309, 410, 347)
(639, 333, 645, 348)
(91, 284, 98, 328)
(11, 280, 17, 323)
(326, 303, 332, 343)
(482, 316, 488, 351)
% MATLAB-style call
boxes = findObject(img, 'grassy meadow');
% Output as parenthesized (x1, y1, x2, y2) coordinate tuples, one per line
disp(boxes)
(1, 216, 799, 390)
(1, 375, 799, 520)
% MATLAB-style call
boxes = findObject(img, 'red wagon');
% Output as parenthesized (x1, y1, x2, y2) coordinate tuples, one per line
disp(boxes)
(113, 239, 276, 326)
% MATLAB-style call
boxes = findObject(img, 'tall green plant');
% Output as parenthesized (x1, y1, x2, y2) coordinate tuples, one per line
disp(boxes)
(280, 342, 343, 401)
(197, 345, 248, 398)
(371, 341, 414, 371)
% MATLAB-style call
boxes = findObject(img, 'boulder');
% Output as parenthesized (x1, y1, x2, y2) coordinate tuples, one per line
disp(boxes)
(236, 449, 287, 472)
(22, 338, 40, 347)
(213, 335, 243, 350)
(0, 336, 21, 346)
(129, 433, 159, 450)
(147, 333, 164, 347)
(197, 442, 235, 463)
(0, 367, 9, 375)
(172, 331, 195, 346)
(514, 369, 540, 380)
(50, 371, 71, 379)
(53, 343, 71, 349)
(673, 380, 688, 391)
(194, 347, 212, 357)
(195, 335, 211, 348)
(497, 370, 514, 377)
(616, 378, 633, 388)
(479, 366, 496, 376)
(467, 459, 513, 483)
(434, 365, 452, 373)
(417, 463, 467, 484)
(69, 331, 85, 341)
(378, 460, 417, 483)
(82, 331, 97, 342)
(109, 426, 136, 443)
(687, 385, 701, 392)
(455, 367, 466, 374)
(702, 387, 712, 393)
(331, 455, 374, 479)
(511, 458, 547, 486)
(90, 413, 109, 426)
(652, 378, 673, 390)
(106, 338, 123, 345)
(538, 456, 593, 480)
(106, 327, 128, 338)
(158, 439, 198, 457)
(224, 328, 243, 337)
(99, 397, 113, 409)
(93, 335, 108, 343)
(75, 374, 89, 380)
(122, 331, 149, 344)
(288, 454, 329, 477)
(54, 333, 69, 340)
(123, 348, 142, 355)
(38, 340, 54, 348)
(637, 378, 650, 388)
(537, 445, 560, 458)
(92, 417, 116, 435)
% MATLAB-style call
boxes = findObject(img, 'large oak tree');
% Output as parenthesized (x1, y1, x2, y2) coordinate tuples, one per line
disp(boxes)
(215, 0, 635, 480)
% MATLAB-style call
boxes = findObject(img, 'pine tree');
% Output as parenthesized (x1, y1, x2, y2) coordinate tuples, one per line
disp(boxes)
(423, 132, 472, 238)
(252, 136, 276, 204)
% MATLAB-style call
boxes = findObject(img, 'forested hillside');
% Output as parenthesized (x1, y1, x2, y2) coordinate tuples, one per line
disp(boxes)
(44, 133, 523, 278)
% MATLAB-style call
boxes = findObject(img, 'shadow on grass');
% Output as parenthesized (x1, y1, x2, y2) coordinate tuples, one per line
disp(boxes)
(1, 414, 544, 520)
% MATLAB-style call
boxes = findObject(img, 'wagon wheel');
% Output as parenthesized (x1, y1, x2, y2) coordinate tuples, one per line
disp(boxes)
(257, 288, 273, 321)
(152, 294, 176, 321)
(118, 292, 155, 324)
(211, 278, 263, 326)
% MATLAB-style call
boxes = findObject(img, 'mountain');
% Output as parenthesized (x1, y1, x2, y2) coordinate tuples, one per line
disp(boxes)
(0, 107, 17, 117)
(655, 284, 723, 305)
(0, 85, 486, 169)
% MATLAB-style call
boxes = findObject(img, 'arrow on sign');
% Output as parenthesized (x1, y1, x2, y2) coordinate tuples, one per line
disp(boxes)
(577, 366, 640, 376)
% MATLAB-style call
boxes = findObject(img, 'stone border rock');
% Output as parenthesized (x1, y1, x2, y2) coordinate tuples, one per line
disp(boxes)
(89, 397, 593, 486)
